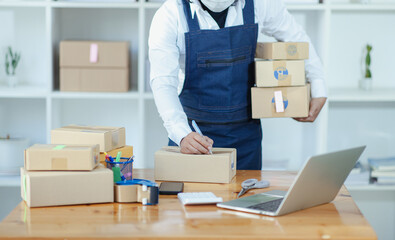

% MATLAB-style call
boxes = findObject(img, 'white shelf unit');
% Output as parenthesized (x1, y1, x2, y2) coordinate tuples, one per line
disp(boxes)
(1, 0, 395, 171)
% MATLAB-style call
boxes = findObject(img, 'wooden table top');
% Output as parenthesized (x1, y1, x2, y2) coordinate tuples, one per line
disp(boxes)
(0, 169, 377, 240)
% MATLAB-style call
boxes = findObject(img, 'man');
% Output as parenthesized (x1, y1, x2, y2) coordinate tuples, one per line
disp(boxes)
(149, 0, 327, 170)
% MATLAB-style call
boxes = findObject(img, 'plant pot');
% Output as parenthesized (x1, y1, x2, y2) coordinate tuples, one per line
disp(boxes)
(7, 75, 18, 88)
(0, 138, 30, 175)
(359, 77, 372, 91)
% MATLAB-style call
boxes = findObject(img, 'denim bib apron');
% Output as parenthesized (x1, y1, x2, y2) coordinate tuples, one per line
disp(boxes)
(169, 0, 262, 170)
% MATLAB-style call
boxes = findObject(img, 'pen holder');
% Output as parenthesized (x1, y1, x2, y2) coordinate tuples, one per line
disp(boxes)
(106, 158, 133, 182)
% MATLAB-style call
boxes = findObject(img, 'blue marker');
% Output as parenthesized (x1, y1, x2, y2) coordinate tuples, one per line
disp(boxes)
(192, 120, 213, 154)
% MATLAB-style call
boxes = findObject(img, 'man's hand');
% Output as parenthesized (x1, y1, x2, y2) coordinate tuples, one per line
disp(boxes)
(294, 97, 327, 122)
(180, 132, 214, 154)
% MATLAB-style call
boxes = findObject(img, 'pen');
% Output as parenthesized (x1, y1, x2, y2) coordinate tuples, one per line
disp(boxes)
(192, 120, 213, 154)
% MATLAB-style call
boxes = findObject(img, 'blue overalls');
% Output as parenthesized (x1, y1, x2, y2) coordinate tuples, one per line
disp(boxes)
(169, 0, 262, 170)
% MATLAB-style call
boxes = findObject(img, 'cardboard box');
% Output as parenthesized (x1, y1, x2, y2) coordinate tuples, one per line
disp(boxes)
(155, 147, 236, 183)
(21, 164, 114, 207)
(25, 144, 99, 171)
(59, 41, 129, 92)
(51, 125, 125, 152)
(99, 145, 133, 166)
(251, 84, 310, 119)
(256, 42, 309, 60)
(255, 60, 306, 87)
(60, 68, 128, 92)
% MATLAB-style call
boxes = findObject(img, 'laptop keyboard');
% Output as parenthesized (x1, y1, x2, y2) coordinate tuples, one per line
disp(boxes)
(248, 198, 283, 212)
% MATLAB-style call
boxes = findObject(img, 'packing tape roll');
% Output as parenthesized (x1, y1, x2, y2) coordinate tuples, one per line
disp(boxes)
(273, 61, 292, 87)
(114, 184, 138, 203)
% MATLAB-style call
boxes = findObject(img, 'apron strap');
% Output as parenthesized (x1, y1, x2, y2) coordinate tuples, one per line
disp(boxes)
(243, 0, 255, 25)
(182, 0, 200, 32)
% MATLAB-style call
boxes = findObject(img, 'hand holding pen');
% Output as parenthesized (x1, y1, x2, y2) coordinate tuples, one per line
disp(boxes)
(179, 120, 213, 155)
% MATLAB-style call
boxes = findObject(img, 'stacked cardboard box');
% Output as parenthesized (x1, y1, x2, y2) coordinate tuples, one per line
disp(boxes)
(21, 125, 129, 207)
(59, 41, 130, 92)
(252, 42, 310, 118)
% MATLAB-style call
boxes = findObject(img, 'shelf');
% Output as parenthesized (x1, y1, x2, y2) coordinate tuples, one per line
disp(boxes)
(347, 184, 395, 191)
(0, 85, 48, 99)
(50, 1, 140, 9)
(143, 92, 154, 99)
(286, 4, 326, 11)
(0, 1, 46, 7)
(330, 3, 395, 11)
(50, 90, 140, 99)
(143, 2, 163, 9)
(328, 88, 395, 102)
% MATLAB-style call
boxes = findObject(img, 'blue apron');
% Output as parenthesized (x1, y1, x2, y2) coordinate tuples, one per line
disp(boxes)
(169, 0, 262, 170)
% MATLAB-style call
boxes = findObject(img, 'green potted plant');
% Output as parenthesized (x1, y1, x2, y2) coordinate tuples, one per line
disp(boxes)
(360, 44, 372, 90)
(5, 46, 21, 88)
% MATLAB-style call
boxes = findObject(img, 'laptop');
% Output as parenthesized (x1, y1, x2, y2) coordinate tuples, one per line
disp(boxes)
(217, 146, 366, 216)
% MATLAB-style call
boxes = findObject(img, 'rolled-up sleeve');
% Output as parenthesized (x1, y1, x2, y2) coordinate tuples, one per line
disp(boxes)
(149, 3, 192, 146)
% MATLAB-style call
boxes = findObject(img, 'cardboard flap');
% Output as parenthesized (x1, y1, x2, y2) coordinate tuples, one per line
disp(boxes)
(57, 125, 123, 133)
(161, 146, 235, 156)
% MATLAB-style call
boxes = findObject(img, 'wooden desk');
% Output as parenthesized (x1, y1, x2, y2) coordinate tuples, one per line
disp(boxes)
(0, 170, 377, 240)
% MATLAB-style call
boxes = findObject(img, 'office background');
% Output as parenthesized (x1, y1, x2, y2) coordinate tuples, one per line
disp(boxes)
(0, 0, 394, 239)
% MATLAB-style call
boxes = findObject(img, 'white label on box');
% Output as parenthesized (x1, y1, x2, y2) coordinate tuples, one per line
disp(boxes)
(90, 43, 98, 63)
(274, 91, 285, 113)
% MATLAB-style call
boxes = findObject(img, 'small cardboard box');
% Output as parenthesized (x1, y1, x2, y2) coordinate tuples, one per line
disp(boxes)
(51, 125, 125, 152)
(59, 41, 129, 92)
(251, 84, 310, 119)
(155, 147, 236, 183)
(21, 164, 114, 207)
(25, 144, 100, 171)
(255, 60, 306, 87)
(99, 145, 133, 166)
(256, 42, 309, 60)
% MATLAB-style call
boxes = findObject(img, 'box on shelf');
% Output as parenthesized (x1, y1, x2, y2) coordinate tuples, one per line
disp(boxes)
(59, 41, 129, 92)
(154, 147, 236, 183)
(251, 84, 310, 119)
(21, 164, 113, 208)
(51, 125, 125, 152)
(99, 145, 133, 166)
(256, 42, 309, 60)
(24, 144, 99, 171)
(255, 60, 306, 87)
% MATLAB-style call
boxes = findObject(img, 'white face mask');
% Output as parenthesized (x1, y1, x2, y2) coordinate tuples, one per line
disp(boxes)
(200, 0, 235, 13)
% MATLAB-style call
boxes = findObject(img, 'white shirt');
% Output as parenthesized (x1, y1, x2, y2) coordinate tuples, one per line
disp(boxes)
(149, 0, 327, 146)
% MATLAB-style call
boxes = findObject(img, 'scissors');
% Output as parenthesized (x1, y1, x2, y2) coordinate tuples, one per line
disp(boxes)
(237, 178, 270, 198)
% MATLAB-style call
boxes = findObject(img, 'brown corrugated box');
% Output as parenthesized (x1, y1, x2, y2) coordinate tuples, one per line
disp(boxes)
(99, 145, 133, 166)
(25, 144, 99, 171)
(255, 60, 306, 87)
(21, 164, 114, 208)
(59, 41, 129, 92)
(251, 84, 310, 119)
(51, 125, 125, 152)
(155, 147, 236, 184)
(256, 42, 309, 60)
